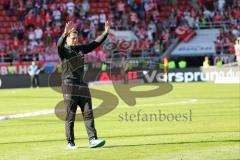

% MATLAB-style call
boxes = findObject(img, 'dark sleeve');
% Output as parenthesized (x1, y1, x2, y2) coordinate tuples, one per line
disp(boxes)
(77, 31, 108, 54)
(57, 33, 67, 58)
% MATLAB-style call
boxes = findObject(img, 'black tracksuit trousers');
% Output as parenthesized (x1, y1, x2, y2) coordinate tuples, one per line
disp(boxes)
(62, 81, 97, 143)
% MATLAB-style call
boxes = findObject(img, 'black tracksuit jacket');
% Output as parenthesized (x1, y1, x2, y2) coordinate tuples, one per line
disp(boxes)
(57, 31, 108, 82)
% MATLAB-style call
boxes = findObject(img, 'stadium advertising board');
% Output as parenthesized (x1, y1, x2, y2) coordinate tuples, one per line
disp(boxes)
(141, 67, 240, 83)
(0, 63, 30, 75)
(1, 67, 239, 88)
(96, 67, 240, 83)
(172, 29, 219, 56)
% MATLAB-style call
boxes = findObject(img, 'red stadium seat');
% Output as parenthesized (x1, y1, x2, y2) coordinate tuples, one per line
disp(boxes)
(102, 3, 109, 8)
(10, 17, 17, 21)
(4, 16, 10, 21)
(6, 28, 11, 33)
(0, 28, 5, 33)
(4, 34, 11, 39)
(0, 10, 7, 16)
(91, 3, 97, 8)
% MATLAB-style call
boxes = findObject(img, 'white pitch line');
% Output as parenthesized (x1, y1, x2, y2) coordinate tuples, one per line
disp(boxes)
(0, 110, 54, 121)
(139, 99, 198, 107)
(0, 99, 198, 121)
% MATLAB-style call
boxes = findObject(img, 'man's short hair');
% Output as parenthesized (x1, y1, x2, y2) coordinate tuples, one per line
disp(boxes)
(68, 30, 78, 36)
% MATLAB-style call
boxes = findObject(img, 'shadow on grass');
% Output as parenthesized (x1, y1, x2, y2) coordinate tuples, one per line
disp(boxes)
(0, 131, 239, 146)
(103, 139, 240, 148)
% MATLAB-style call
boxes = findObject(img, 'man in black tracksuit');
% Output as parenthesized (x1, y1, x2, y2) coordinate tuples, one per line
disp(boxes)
(57, 21, 109, 149)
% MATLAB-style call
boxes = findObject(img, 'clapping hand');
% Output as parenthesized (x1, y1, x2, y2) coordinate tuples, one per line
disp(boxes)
(105, 20, 110, 33)
(64, 21, 75, 35)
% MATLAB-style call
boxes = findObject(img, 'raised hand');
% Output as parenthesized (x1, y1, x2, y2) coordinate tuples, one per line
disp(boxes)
(105, 20, 110, 33)
(64, 21, 75, 35)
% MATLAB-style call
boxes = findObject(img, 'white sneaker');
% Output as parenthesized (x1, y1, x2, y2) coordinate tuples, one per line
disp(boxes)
(67, 142, 77, 150)
(89, 138, 105, 148)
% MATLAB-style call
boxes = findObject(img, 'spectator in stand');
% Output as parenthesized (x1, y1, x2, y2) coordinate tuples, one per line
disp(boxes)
(215, 36, 223, 54)
(110, 0, 117, 15)
(81, 23, 91, 40)
(117, 0, 125, 19)
(18, 22, 25, 39)
(43, 26, 53, 45)
(28, 27, 38, 54)
(161, 30, 170, 51)
(35, 14, 45, 28)
(99, 10, 106, 31)
(66, 0, 75, 17)
(218, 0, 225, 15)
(28, 27, 36, 42)
(144, 0, 154, 23)
(81, 0, 90, 15)
(203, 6, 214, 23)
(11, 23, 18, 38)
(52, 24, 61, 43)
(134, 0, 145, 21)
(169, 15, 177, 31)
(214, 12, 222, 26)
(16, 0, 25, 20)
(129, 10, 139, 27)
(34, 26, 43, 43)
(184, 10, 195, 28)
(10, 46, 20, 61)
(223, 37, 231, 54)
(87, 21, 95, 39)
(25, 0, 33, 13)
(89, 13, 99, 26)
(153, 40, 161, 57)
(142, 49, 149, 57)
(44, 11, 52, 26)
(7, 0, 17, 16)
(52, 6, 61, 23)
(22, 40, 30, 55)
(12, 37, 20, 50)
(122, 13, 129, 29)
(11, 22, 25, 39)
(148, 21, 157, 36)
(33, 0, 40, 16)
(24, 11, 35, 29)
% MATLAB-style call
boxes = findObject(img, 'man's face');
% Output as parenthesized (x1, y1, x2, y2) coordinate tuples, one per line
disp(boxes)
(235, 38, 240, 45)
(66, 32, 78, 46)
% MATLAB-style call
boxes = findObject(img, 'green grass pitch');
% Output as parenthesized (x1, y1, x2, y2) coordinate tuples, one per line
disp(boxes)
(0, 82, 239, 160)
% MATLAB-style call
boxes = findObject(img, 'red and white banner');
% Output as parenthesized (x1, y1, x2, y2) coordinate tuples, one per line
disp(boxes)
(175, 25, 196, 42)
(105, 31, 148, 52)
